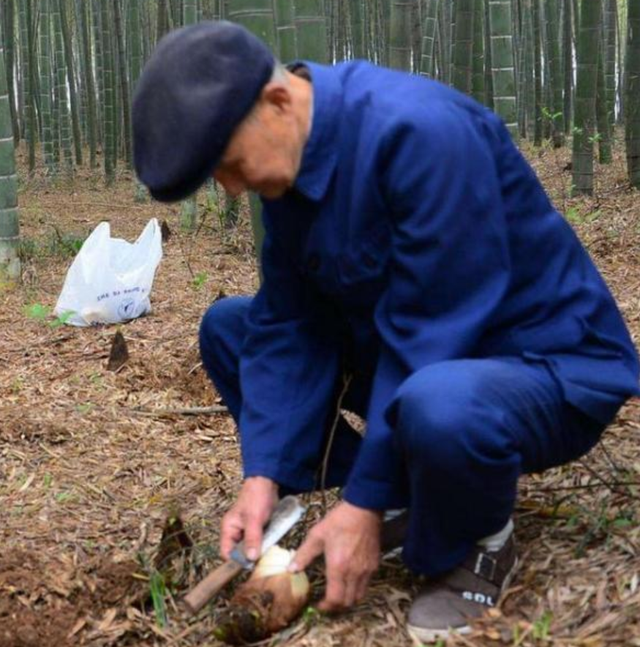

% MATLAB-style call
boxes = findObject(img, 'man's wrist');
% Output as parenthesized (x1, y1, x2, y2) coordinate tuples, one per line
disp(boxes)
(341, 500, 383, 523)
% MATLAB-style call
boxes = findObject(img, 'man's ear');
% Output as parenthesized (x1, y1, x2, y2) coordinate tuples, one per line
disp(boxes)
(259, 82, 293, 115)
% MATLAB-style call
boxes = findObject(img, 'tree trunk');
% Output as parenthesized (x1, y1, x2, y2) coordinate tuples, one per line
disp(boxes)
(2, 0, 19, 143)
(471, 0, 486, 104)
(349, 0, 364, 59)
(626, 0, 640, 187)
(100, 0, 116, 185)
(532, 0, 543, 145)
(0, 32, 20, 283)
(274, 0, 298, 62)
(80, 0, 97, 168)
(419, 0, 439, 77)
(18, 0, 37, 172)
(545, 0, 565, 146)
(389, 0, 414, 71)
(562, 0, 573, 135)
(596, 18, 612, 163)
(488, 0, 518, 137)
(451, 0, 474, 94)
(52, 0, 73, 174)
(572, 0, 601, 196)
(295, 0, 328, 63)
(39, 0, 55, 173)
(603, 0, 616, 127)
(60, 0, 82, 165)
(113, 0, 132, 169)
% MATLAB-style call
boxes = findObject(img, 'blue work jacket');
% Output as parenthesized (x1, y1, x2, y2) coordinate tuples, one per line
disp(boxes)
(238, 61, 640, 511)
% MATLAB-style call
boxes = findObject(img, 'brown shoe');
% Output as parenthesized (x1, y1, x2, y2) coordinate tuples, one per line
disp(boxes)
(407, 534, 518, 643)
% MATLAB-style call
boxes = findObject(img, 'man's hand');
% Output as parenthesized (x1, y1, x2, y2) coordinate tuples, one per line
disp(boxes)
(289, 501, 382, 612)
(220, 476, 279, 561)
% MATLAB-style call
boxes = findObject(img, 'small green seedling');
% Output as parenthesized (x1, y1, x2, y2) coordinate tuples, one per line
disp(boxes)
(192, 271, 208, 290)
(149, 570, 168, 628)
(24, 303, 75, 328)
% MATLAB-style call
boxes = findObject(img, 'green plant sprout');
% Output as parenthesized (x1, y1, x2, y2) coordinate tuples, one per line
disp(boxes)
(192, 271, 208, 290)
(24, 303, 75, 328)
(149, 570, 168, 628)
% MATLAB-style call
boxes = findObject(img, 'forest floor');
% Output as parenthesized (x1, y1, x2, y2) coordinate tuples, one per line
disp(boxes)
(1, 140, 640, 647)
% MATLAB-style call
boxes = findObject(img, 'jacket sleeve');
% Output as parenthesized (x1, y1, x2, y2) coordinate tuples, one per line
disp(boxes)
(343, 106, 512, 510)
(238, 226, 340, 491)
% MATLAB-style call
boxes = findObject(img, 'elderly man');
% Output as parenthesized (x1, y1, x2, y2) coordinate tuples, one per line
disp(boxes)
(133, 21, 639, 642)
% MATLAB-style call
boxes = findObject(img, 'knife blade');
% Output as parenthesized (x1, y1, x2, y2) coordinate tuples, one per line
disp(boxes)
(230, 495, 306, 568)
(183, 495, 306, 615)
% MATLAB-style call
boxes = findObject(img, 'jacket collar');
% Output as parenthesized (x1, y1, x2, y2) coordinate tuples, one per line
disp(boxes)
(293, 62, 341, 202)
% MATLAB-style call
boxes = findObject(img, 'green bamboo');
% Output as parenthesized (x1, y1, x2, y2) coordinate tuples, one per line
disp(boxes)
(92, 0, 104, 145)
(157, 0, 170, 41)
(2, 0, 19, 142)
(294, 0, 328, 62)
(389, 0, 414, 71)
(80, 0, 97, 168)
(184, 0, 197, 23)
(471, 0, 485, 104)
(572, 0, 601, 196)
(603, 0, 616, 127)
(59, 0, 82, 165)
(596, 19, 612, 163)
(515, 0, 527, 137)
(113, 0, 132, 168)
(437, 0, 452, 82)
(39, 0, 55, 173)
(488, 0, 518, 136)
(181, 0, 198, 229)
(52, 0, 73, 173)
(419, 0, 440, 77)
(483, 0, 494, 108)
(18, 0, 36, 172)
(128, 0, 146, 200)
(626, 0, 640, 187)
(532, 0, 543, 145)
(562, 0, 573, 134)
(545, 0, 565, 146)
(101, 0, 116, 184)
(451, 0, 474, 94)
(273, 0, 298, 62)
(349, 0, 364, 58)
(0, 27, 20, 283)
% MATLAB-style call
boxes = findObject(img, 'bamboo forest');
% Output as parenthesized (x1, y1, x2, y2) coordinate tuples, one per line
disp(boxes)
(1, 1, 640, 646)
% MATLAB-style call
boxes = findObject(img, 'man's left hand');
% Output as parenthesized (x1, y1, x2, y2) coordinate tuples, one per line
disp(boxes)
(289, 501, 382, 612)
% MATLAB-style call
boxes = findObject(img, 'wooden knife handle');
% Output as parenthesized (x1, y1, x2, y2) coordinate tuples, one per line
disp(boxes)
(183, 560, 245, 615)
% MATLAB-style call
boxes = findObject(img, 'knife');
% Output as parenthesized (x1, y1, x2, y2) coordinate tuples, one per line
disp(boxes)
(183, 495, 306, 615)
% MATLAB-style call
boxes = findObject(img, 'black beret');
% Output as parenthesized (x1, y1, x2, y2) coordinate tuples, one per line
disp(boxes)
(133, 21, 275, 203)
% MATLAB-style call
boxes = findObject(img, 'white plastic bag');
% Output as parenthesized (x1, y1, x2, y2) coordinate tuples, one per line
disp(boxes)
(54, 219, 163, 327)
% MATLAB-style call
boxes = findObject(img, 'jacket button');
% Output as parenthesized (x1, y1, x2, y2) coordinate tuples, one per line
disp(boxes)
(307, 253, 321, 272)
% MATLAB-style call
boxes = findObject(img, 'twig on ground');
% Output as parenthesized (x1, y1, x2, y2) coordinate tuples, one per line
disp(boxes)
(129, 405, 228, 418)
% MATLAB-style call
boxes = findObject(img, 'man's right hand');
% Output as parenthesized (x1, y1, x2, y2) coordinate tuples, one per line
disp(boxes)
(220, 476, 279, 561)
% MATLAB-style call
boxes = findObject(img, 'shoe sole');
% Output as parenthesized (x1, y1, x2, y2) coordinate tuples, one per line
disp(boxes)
(406, 622, 472, 644)
(405, 556, 519, 644)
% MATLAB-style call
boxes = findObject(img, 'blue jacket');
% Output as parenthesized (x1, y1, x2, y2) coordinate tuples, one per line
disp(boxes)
(237, 61, 639, 510)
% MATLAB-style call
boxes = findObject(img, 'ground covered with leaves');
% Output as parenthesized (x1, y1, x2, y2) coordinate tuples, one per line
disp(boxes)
(1, 141, 639, 647)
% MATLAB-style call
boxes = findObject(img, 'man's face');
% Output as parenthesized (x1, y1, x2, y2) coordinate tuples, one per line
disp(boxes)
(213, 84, 304, 199)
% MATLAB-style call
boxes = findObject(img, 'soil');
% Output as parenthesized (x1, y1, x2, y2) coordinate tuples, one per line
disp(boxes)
(1, 141, 639, 647)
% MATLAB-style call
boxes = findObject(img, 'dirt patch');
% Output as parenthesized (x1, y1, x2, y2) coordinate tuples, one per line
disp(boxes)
(0, 549, 145, 647)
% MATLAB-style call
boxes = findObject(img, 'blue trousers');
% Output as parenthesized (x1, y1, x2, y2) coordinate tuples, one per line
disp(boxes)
(199, 296, 606, 575)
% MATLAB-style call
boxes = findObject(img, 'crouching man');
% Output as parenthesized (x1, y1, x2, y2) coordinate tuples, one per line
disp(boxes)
(132, 21, 639, 642)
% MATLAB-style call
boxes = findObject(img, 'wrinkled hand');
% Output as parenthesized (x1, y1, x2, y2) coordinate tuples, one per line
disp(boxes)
(220, 476, 279, 561)
(289, 501, 382, 612)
